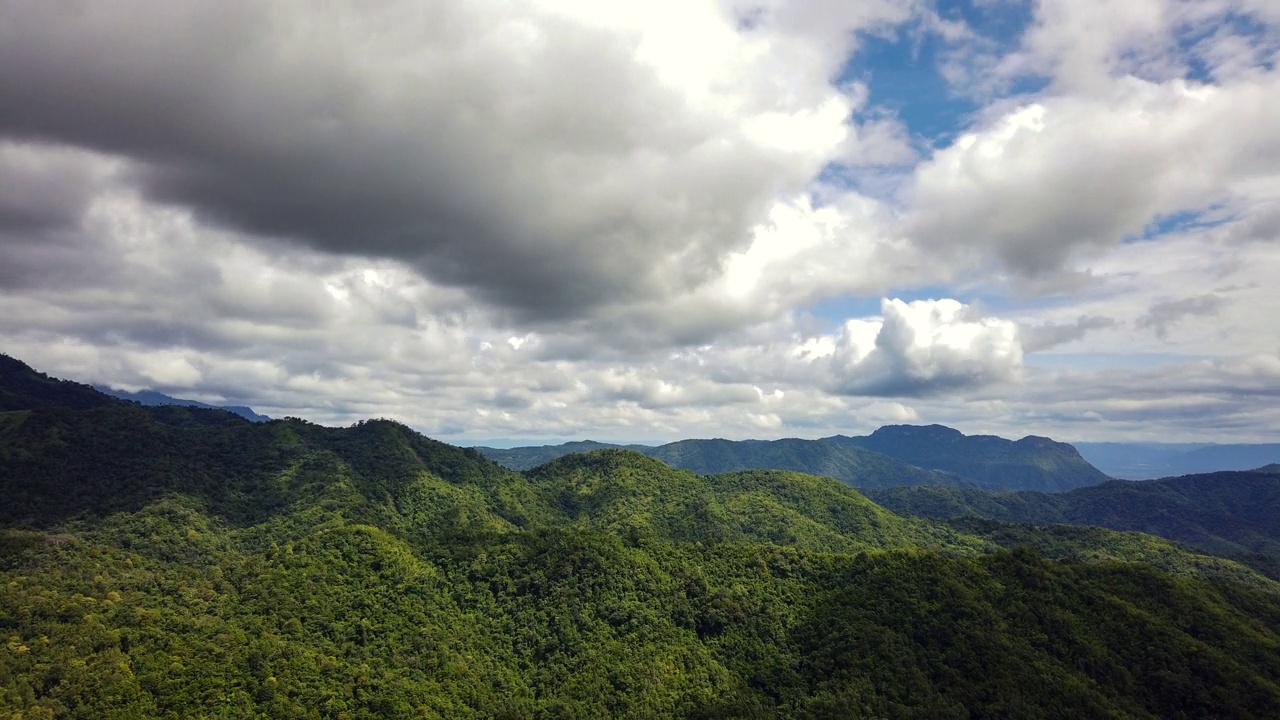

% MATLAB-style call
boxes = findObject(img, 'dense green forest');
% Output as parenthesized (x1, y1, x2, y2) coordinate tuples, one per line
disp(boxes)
(476, 424, 1108, 492)
(5, 354, 1280, 718)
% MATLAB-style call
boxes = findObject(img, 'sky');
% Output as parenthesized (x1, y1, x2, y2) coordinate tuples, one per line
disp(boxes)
(1, 0, 1279, 446)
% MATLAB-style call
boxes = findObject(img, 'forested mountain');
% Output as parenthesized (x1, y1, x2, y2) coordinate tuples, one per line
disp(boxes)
(828, 424, 1111, 491)
(6, 353, 1280, 718)
(478, 427, 1108, 492)
(644, 437, 965, 490)
(866, 470, 1280, 562)
(96, 386, 271, 422)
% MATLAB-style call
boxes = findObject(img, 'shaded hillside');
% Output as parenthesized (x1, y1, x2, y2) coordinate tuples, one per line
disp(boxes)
(0, 354, 121, 412)
(866, 470, 1280, 561)
(6, 355, 1280, 718)
(831, 424, 1110, 491)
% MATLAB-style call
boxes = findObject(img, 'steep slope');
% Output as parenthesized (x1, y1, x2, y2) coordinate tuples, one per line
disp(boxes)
(832, 423, 1111, 491)
(866, 470, 1280, 561)
(0, 354, 121, 411)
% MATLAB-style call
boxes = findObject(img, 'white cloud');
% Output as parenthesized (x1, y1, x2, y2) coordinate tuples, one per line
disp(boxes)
(2, 0, 1280, 445)
(796, 298, 1024, 397)
(0, 0, 924, 323)
(906, 73, 1280, 276)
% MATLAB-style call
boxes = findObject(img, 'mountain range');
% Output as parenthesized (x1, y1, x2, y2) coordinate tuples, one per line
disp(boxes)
(866, 467, 1280, 568)
(95, 385, 272, 422)
(6, 352, 1280, 717)
(477, 424, 1111, 492)
(1073, 441, 1280, 479)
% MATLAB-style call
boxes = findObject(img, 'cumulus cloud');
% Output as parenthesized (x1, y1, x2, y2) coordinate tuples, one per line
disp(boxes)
(1, 0, 1279, 445)
(0, 0, 919, 322)
(905, 74, 1280, 276)
(797, 299, 1023, 397)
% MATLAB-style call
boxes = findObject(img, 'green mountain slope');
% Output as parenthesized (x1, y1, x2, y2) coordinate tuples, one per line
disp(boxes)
(524, 450, 981, 553)
(5, 354, 1280, 718)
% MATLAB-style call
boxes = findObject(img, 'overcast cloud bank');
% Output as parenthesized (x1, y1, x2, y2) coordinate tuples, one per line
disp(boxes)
(2, 0, 1279, 443)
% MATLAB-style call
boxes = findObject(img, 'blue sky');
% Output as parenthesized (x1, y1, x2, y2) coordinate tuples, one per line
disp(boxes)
(1, 0, 1278, 444)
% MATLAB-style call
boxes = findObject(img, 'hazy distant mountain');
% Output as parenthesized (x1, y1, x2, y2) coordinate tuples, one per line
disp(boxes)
(1074, 441, 1280, 479)
(478, 437, 958, 489)
(643, 437, 966, 490)
(472, 440, 650, 469)
(866, 469, 1280, 562)
(477, 426, 1109, 492)
(95, 386, 271, 422)
(830, 424, 1111, 492)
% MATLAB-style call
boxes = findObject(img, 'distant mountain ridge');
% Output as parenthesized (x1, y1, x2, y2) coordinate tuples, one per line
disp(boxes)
(828, 424, 1111, 492)
(478, 425, 1110, 492)
(95, 386, 271, 422)
(1074, 441, 1280, 479)
(866, 469, 1280, 565)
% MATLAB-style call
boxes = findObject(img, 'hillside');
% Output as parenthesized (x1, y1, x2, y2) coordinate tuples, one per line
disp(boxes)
(5, 353, 1280, 717)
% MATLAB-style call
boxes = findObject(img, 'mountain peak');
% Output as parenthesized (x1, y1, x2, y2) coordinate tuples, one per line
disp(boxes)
(869, 424, 964, 440)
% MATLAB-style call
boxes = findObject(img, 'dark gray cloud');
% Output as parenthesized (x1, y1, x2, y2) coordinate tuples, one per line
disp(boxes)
(0, 0, 858, 321)
(0, 144, 108, 234)
(1021, 314, 1116, 352)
